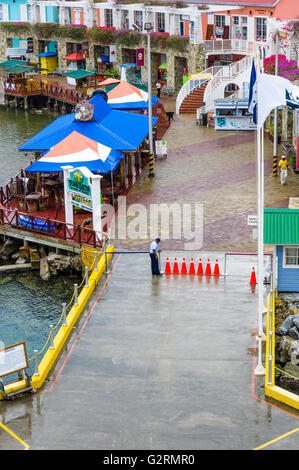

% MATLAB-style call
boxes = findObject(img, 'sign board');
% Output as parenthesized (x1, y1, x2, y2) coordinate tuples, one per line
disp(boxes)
(248, 215, 258, 226)
(155, 140, 167, 156)
(68, 169, 92, 211)
(26, 37, 33, 54)
(0, 342, 29, 378)
(82, 41, 89, 59)
(136, 48, 144, 67)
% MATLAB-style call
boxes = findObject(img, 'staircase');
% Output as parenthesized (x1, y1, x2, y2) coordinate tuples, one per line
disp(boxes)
(179, 82, 208, 115)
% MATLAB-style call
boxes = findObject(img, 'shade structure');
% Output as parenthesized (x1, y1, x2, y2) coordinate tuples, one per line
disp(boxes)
(19, 93, 158, 153)
(64, 52, 83, 61)
(26, 131, 123, 174)
(99, 78, 121, 86)
(106, 81, 159, 110)
(159, 62, 167, 70)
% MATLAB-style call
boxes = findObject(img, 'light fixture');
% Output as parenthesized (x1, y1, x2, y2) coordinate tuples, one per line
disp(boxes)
(144, 22, 153, 31)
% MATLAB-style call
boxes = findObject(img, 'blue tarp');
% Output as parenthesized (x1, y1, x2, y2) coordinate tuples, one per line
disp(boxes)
(108, 95, 159, 111)
(16, 215, 55, 232)
(19, 94, 158, 153)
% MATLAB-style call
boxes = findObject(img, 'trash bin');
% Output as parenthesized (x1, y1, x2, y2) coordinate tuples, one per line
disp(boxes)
(202, 113, 207, 126)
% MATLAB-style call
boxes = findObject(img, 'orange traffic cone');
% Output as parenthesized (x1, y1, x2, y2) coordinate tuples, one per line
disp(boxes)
(205, 259, 212, 276)
(213, 259, 220, 276)
(249, 267, 257, 284)
(181, 258, 187, 274)
(172, 258, 179, 275)
(197, 259, 203, 275)
(164, 258, 171, 275)
(189, 258, 195, 275)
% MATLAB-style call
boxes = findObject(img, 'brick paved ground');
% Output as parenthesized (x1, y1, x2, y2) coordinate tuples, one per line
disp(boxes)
(113, 110, 299, 253)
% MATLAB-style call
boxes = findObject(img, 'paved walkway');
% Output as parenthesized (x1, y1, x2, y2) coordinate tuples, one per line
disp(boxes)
(1, 252, 299, 450)
(114, 114, 299, 252)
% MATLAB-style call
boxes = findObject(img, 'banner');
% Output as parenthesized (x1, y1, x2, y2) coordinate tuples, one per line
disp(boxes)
(136, 48, 144, 66)
(109, 45, 117, 63)
(26, 37, 33, 53)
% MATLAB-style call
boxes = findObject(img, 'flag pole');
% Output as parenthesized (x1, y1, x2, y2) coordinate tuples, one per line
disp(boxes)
(255, 74, 266, 376)
(273, 33, 279, 177)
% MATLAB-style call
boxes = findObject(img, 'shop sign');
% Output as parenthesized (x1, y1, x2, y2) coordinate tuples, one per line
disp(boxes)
(247, 215, 258, 226)
(189, 22, 195, 43)
(26, 37, 33, 53)
(0, 342, 29, 378)
(136, 48, 144, 66)
(71, 192, 93, 211)
(155, 140, 167, 156)
(68, 169, 91, 198)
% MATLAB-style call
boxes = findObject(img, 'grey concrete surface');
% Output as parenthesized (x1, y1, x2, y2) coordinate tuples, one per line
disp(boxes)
(1, 251, 299, 450)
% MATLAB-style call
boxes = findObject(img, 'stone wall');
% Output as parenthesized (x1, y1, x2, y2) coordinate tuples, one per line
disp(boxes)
(0, 30, 205, 92)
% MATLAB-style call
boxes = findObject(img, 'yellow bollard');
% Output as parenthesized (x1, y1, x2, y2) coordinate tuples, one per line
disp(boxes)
(148, 154, 155, 177)
(273, 156, 278, 176)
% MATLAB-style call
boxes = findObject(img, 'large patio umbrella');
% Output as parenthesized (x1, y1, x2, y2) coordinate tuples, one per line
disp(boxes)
(26, 131, 123, 174)
(106, 81, 159, 111)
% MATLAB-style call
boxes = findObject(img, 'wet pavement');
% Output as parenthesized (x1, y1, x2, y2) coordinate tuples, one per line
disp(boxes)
(1, 252, 299, 450)
(1, 115, 299, 450)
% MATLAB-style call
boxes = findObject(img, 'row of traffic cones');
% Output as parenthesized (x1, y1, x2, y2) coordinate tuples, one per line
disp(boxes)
(164, 258, 221, 276)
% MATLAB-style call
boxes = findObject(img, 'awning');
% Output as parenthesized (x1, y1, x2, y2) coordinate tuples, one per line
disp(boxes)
(0, 59, 27, 67)
(63, 69, 95, 80)
(159, 62, 167, 70)
(26, 131, 123, 174)
(36, 52, 57, 57)
(107, 80, 159, 110)
(64, 52, 83, 61)
(99, 78, 121, 86)
(19, 93, 158, 153)
(2, 65, 36, 74)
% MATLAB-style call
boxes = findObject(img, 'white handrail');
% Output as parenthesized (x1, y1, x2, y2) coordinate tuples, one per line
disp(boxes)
(175, 66, 222, 114)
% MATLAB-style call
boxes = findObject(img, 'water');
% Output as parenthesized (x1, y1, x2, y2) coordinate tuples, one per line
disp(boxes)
(0, 106, 81, 380)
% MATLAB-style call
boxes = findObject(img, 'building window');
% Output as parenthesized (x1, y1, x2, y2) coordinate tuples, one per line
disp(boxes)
(0, 5, 3, 22)
(284, 247, 299, 266)
(157, 12, 165, 32)
(105, 9, 113, 28)
(256, 17, 267, 41)
(134, 11, 143, 31)
(215, 15, 225, 38)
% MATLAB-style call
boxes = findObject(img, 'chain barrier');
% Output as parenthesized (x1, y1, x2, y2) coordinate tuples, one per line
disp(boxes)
(275, 367, 299, 381)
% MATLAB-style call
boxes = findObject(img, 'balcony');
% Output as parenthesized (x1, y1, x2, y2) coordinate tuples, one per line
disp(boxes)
(203, 39, 262, 55)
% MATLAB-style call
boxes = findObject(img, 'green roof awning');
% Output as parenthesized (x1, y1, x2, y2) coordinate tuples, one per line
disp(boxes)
(264, 209, 299, 245)
(63, 70, 95, 79)
(0, 60, 27, 68)
(2, 65, 36, 74)
(159, 62, 167, 70)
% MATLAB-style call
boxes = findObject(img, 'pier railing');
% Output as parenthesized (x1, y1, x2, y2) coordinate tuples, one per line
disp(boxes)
(0, 207, 103, 249)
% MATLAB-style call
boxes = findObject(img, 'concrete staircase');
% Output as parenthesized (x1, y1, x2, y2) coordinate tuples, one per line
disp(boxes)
(179, 82, 208, 115)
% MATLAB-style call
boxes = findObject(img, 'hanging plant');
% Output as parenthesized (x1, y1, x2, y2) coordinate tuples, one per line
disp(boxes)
(116, 29, 144, 47)
(0, 22, 31, 35)
(165, 35, 189, 52)
(32, 22, 61, 39)
(85, 27, 117, 44)
(60, 24, 88, 41)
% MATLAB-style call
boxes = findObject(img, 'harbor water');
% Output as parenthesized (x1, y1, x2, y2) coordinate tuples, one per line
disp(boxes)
(0, 106, 80, 379)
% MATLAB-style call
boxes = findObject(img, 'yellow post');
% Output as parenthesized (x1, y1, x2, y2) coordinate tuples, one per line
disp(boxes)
(148, 153, 155, 177)
(273, 156, 278, 176)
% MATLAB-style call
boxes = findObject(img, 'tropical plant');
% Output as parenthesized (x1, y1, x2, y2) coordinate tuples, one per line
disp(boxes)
(0, 22, 31, 35)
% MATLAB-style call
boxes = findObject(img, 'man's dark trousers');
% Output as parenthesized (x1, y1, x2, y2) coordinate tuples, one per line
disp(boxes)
(150, 253, 161, 275)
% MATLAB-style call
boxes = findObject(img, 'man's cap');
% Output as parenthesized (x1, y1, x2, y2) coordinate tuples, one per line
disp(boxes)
(156, 238, 160, 242)
(282, 155, 286, 159)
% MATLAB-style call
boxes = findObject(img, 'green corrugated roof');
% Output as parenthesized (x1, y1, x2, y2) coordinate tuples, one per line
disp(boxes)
(2, 65, 36, 74)
(63, 70, 95, 79)
(0, 60, 27, 67)
(264, 209, 299, 244)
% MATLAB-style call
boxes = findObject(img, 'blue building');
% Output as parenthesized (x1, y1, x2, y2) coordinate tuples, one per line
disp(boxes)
(264, 209, 299, 293)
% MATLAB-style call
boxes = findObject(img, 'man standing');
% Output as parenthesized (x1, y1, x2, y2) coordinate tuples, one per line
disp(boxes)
(150, 238, 162, 276)
(156, 81, 161, 98)
(279, 155, 288, 185)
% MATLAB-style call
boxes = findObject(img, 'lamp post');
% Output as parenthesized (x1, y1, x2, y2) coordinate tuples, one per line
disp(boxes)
(273, 33, 279, 177)
(144, 22, 155, 177)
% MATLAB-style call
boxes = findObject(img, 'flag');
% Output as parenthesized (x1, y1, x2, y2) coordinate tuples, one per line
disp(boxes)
(257, 74, 299, 128)
(248, 60, 257, 124)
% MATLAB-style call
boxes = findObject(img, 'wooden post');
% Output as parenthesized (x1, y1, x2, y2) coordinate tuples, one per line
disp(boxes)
(127, 152, 133, 179)
(120, 157, 126, 188)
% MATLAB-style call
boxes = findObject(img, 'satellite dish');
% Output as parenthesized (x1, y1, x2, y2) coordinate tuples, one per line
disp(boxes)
(90, 89, 108, 102)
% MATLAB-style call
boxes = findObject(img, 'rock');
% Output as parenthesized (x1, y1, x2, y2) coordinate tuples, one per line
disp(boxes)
(40, 258, 50, 281)
(288, 326, 299, 340)
(0, 238, 22, 260)
(277, 336, 299, 365)
(38, 246, 47, 258)
(0, 275, 13, 285)
(289, 306, 299, 315)
(71, 255, 82, 272)
(279, 316, 295, 335)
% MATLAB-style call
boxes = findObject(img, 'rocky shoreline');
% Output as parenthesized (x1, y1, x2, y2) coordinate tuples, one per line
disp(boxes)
(275, 294, 299, 394)
(0, 236, 82, 280)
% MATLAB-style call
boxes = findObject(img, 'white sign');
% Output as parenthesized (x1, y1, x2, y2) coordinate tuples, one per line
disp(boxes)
(0, 342, 28, 378)
(155, 140, 167, 156)
(109, 45, 117, 63)
(248, 215, 258, 226)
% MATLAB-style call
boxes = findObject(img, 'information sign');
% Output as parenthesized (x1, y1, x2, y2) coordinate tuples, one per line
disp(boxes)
(0, 342, 29, 378)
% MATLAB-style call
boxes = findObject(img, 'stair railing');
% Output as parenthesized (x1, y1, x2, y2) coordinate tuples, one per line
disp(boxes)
(175, 66, 222, 114)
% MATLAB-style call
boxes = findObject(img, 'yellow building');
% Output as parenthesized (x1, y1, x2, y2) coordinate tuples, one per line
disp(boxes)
(36, 52, 58, 75)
